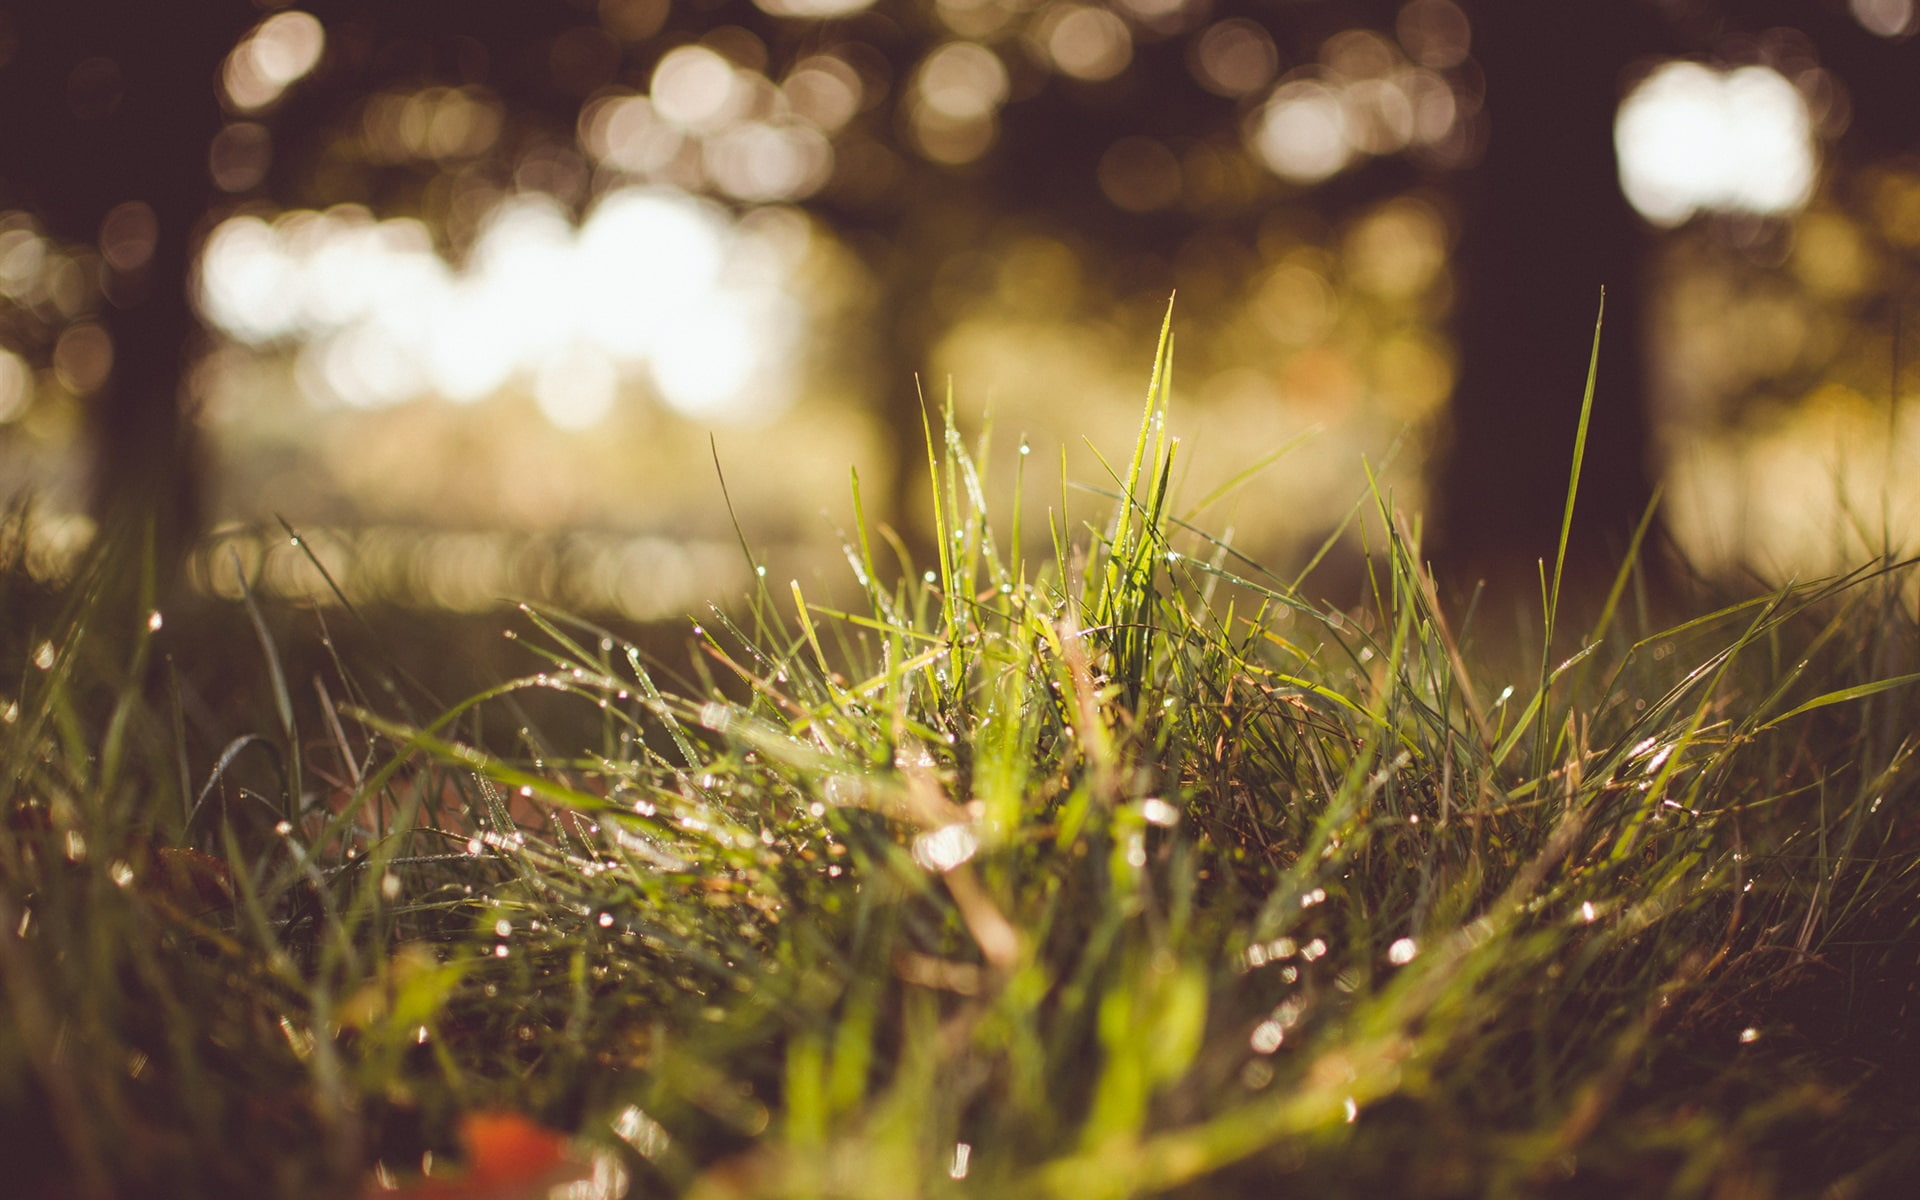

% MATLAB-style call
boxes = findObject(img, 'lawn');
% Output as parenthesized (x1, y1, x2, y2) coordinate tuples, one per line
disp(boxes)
(3, 313, 1917, 1198)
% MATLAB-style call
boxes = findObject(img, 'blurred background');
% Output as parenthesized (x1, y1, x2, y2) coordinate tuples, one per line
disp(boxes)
(1, 0, 1917, 620)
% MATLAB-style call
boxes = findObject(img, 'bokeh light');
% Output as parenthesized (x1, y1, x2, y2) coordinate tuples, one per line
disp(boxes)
(1244, 23, 1465, 186)
(1251, 80, 1351, 184)
(198, 188, 806, 425)
(1615, 62, 1816, 227)
(910, 41, 1009, 164)
(1039, 6, 1134, 83)
(1395, 0, 1471, 70)
(1851, 0, 1917, 38)
(222, 10, 325, 113)
(1190, 20, 1279, 99)
(753, 0, 878, 17)
(0, 349, 29, 423)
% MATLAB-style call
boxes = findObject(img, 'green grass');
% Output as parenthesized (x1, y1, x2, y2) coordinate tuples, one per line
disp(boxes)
(4, 309, 1920, 1198)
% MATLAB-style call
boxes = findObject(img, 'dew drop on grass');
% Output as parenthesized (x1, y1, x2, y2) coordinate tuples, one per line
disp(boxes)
(1580, 901, 1597, 923)
(275, 820, 293, 836)
(923, 570, 937, 583)
(146, 611, 164, 632)
(494, 944, 509, 958)
(1739, 1027, 1760, 1044)
(380, 872, 401, 901)
(1388, 937, 1418, 965)
(1344, 1097, 1358, 1123)
(467, 836, 484, 856)
(495, 918, 512, 938)
(598, 912, 614, 928)
(949, 1143, 972, 1180)
(33, 641, 54, 670)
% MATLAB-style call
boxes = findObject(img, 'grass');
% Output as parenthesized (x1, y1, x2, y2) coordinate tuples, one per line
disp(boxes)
(4, 306, 1920, 1198)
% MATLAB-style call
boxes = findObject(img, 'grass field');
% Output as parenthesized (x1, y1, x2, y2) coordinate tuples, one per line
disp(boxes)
(3, 312, 1918, 1198)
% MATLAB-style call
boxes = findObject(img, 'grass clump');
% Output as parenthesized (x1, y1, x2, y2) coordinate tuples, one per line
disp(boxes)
(4, 308, 1919, 1198)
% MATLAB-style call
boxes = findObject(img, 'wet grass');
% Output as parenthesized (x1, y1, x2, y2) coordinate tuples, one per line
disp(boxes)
(4, 309, 1920, 1198)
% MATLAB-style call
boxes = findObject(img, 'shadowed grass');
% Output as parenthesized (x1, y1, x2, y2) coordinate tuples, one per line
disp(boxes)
(4, 305, 1919, 1198)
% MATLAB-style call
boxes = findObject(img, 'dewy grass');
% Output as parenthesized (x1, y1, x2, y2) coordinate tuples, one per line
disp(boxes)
(5, 304, 1920, 1197)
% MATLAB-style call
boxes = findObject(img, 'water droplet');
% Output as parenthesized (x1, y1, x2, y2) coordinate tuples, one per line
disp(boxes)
(519, 785, 534, 799)
(494, 944, 509, 958)
(1019, 442, 1031, 456)
(1300, 887, 1327, 908)
(598, 912, 614, 928)
(1250, 1020, 1285, 1054)
(756, 565, 768, 577)
(913, 822, 981, 872)
(466, 836, 484, 855)
(275, 820, 293, 836)
(1739, 1027, 1760, 1044)
(33, 641, 55, 670)
(109, 860, 135, 888)
(146, 611, 164, 632)
(1343, 1097, 1358, 1123)
(949, 1143, 972, 1180)
(1580, 901, 1597, 923)
(494, 918, 512, 938)
(1301, 937, 1327, 961)
(1388, 937, 1418, 965)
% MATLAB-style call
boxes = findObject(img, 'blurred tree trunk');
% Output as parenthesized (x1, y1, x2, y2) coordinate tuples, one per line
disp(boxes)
(1435, 2, 1664, 603)
(0, 3, 253, 576)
